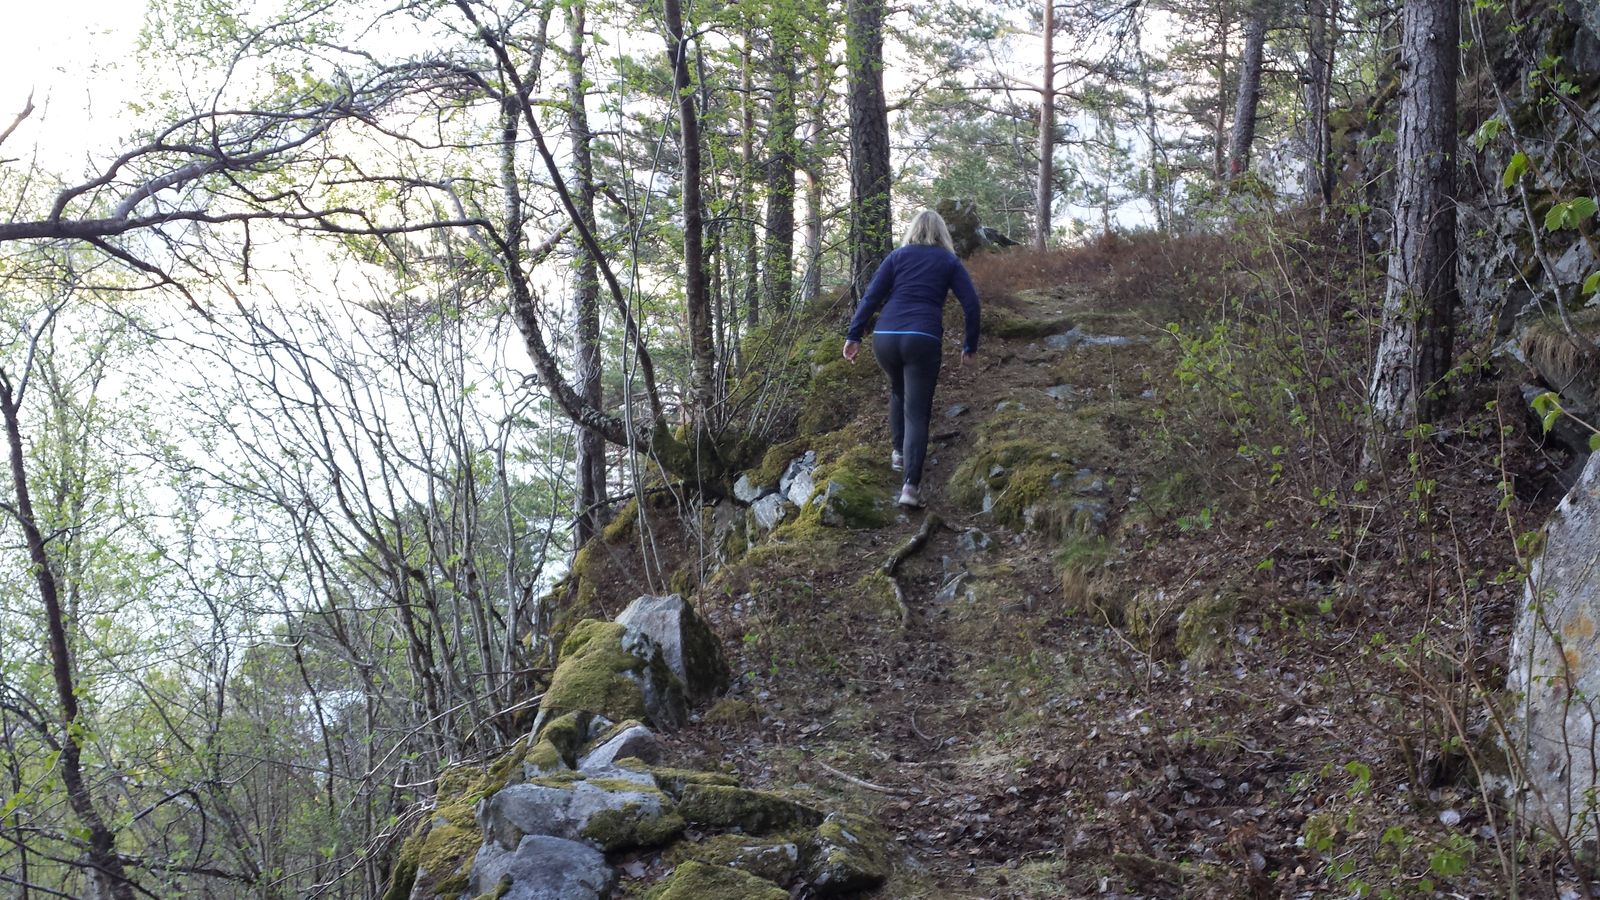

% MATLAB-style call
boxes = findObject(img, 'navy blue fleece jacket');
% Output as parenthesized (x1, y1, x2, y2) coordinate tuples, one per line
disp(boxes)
(845, 244, 982, 353)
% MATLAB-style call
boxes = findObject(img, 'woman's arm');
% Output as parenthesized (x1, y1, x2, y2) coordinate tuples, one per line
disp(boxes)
(951, 259, 981, 355)
(845, 253, 897, 344)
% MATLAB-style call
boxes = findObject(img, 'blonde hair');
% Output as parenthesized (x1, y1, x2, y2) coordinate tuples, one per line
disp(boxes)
(901, 209, 956, 254)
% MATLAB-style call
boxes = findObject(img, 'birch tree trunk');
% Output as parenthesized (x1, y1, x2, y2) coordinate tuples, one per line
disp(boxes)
(847, 0, 892, 300)
(1368, 0, 1459, 432)
(1228, 12, 1269, 177)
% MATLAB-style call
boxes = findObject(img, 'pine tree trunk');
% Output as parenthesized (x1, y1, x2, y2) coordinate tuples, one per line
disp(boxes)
(1036, 0, 1055, 249)
(1368, 0, 1458, 431)
(567, 1, 606, 545)
(664, 0, 715, 421)
(1303, 0, 1337, 205)
(763, 23, 798, 317)
(847, 0, 892, 300)
(1228, 13, 1269, 177)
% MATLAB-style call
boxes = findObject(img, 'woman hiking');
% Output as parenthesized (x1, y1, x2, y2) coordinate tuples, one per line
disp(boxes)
(842, 209, 981, 509)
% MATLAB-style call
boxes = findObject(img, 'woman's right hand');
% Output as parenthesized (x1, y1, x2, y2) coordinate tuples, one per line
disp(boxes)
(843, 340, 860, 363)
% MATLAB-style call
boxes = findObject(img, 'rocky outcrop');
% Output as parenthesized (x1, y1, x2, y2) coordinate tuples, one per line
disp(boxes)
(1507, 451, 1600, 839)
(387, 589, 895, 900)
(616, 595, 730, 701)
(935, 198, 1021, 258)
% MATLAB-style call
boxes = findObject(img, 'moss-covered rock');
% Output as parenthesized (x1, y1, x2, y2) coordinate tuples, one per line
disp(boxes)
(383, 739, 533, 900)
(646, 861, 789, 900)
(613, 758, 742, 798)
(665, 833, 805, 884)
(580, 802, 687, 851)
(615, 594, 730, 701)
(539, 620, 686, 729)
(803, 813, 892, 895)
(1175, 590, 1241, 668)
(677, 784, 824, 833)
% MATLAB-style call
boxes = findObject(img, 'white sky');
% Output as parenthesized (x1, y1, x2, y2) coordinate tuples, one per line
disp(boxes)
(0, 0, 150, 168)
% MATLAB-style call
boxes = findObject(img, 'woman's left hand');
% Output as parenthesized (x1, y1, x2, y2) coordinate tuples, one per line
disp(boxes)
(842, 340, 860, 363)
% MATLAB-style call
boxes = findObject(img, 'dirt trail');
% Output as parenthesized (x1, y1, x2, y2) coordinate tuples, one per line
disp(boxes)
(665, 284, 1318, 898)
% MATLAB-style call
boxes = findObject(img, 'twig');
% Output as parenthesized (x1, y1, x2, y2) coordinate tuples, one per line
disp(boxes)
(812, 758, 907, 795)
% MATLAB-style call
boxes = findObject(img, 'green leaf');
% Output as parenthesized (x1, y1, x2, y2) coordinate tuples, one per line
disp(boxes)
(1502, 151, 1529, 188)
(1589, 432, 1600, 452)
(1471, 117, 1504, 150)
(1584, 271, 1600, 295)
(1576, 196, 1600, 221)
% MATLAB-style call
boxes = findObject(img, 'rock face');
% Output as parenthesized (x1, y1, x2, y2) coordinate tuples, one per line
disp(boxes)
(479, 779, 684, 852)
(616, 594, 731, 700)
(1507, 452, 1600, 838)
(468, 835, 615, 900)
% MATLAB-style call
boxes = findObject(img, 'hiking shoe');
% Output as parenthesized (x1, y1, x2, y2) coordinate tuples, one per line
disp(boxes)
(891, 450, 904, 472)
(897, 484, 924, 508)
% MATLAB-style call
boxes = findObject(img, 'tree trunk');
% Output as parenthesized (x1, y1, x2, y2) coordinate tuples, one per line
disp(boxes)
(763, 20, 798, 317)
(567, 0, 607, 546)
(1228, 12, 1269, 177)
(1035, 0, 1055, 249)
(1213, 8, 1231, 180)
(664, 0, 715, 421)
(847, 0, 892, 300)
(0, 372, 137, 900)
(741, 31, 761, 329)
(1134, 9, 1169, 231)
(799, 59, 830, 305)
(1302, 0, 1337, 205)
(1368, 0, 1458, 431)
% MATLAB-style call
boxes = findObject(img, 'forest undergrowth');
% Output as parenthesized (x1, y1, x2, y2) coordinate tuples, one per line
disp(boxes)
(598, 218, 1585, 898)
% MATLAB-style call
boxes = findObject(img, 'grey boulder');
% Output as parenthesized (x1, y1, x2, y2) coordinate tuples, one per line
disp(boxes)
(616, 594, 730, 700)
(469, 835, 616, 900)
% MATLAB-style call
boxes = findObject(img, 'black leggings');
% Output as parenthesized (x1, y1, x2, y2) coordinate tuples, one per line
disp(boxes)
(873, 333, 942, 486)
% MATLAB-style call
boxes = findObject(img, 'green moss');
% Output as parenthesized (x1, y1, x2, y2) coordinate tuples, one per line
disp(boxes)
(601, 497, 641, 542)
(677, 784, 824, 833)
(581, 802, 687, 851)
(536, 711, 587, 760)
(524, 739, 567, 776)
(775, 444, 896, 536)
(704, 698, 758, 725)
(1057, 534, 1110, 610)
(414, 823, 480, 895)
(613, 759, 741, 798)
(645, 861, 789, 900)
(1175, 591, 1240, 668)
(800, 356, 876, 436)
(542, 620, 650, 722)
(380, 836, 421, 900)
(664, 834, 805, 884)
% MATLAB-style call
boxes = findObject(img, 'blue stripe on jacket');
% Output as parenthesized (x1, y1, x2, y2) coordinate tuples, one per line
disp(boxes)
(845, 244, 982, 354)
